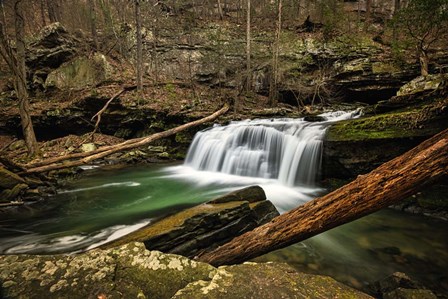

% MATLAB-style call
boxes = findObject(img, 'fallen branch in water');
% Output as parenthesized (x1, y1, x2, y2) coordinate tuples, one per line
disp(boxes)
(0, 201, 24, 208)
(196, 128, 448, 266)
(23, 104, 229, 174)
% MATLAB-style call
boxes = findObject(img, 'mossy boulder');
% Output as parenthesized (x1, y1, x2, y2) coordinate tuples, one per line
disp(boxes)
(173, 262, 373, 299)
(0, 242, 373, 299)
(0, 242, 214, 299)
(45, 53, 111, 89)
(397, 74, 447, 97)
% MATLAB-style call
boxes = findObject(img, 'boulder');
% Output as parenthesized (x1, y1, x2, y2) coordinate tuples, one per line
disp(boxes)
(0, 242, 214, 299)
(45, 53, 111, 89)
(26, 23, 79, 88)
(101, 186, 279, 258)
(0, 242, 373, 299)
(370, 272, 437, 299)
(397, 74, 447, 97)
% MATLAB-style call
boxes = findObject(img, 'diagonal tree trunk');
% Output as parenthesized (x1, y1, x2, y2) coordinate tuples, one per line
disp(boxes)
(197, 128, 448, 266)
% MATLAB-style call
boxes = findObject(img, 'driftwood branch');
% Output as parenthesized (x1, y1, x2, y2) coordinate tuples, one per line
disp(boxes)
(197, 128, 448, 266)
(0, 201, 24, 208)
(90, 86, 136, 134)
(23, 104, 229, 174)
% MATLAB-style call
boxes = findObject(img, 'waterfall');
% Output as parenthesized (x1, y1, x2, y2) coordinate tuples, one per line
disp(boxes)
(184, 109, 361, 187)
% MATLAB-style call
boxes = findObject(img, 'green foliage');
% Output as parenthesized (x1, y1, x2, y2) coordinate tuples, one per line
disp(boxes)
(392, 0, 448, 50)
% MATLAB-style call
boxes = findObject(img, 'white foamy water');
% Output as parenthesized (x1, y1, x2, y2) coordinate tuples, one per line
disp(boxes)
(166, 109, 361, 211)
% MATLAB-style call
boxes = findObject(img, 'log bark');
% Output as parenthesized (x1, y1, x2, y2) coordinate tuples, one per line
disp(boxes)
(197, 128, 448, 266)
(23, 104, 229, 174)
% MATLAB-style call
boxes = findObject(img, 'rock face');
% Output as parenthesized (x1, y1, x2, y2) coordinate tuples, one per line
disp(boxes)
(102, 186, 280, 258)
(0, 242, 373, 299)
(323, 76, 448, 178)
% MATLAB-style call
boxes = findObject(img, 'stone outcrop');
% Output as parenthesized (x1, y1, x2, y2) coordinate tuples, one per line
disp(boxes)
(0, 242, 373, 299)
(101, 186, 280, 258)
(323, 75, 448, 178)
(25, 23, 80, 89)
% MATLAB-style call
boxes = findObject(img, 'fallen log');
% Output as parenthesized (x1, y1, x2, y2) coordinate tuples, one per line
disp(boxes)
(24, 104, 229, 174)
(197, 128, 448, 266)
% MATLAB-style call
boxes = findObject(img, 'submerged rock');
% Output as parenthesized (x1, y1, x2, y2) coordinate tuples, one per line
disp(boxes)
(101, 185, 279, 258)
(370, 272, 437, 299)
(0, 242, 373, 299)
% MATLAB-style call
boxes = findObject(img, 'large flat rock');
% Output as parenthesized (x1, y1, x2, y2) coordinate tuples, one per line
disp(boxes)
(0, 242, 373, 299)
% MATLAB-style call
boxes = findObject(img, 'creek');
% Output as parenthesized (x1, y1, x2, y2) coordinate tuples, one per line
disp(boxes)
(0, 111, 447, 294)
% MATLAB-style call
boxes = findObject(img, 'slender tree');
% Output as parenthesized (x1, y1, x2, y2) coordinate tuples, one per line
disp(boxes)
(269, 0, 282, 107)
(0, 0, 38, 155)
(135, 0, 143, 90)
(245, 0, 251, 92)
(364, 0, 372, 31)
(88, 0, 99, 50)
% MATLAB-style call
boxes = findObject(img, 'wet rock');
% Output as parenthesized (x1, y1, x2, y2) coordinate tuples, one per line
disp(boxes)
(208, 185, 266, 204)
(0, 242, 373, 299)
(101, 186, 279, 258)
(173, 262, 373, 299)
(370, 272, 437, 299)
(383, 288, 437, 299)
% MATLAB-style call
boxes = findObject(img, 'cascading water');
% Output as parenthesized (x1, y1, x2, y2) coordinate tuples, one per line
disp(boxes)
(184, 109, 361, 188)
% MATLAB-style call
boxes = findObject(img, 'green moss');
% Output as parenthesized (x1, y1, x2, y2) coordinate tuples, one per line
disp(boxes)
(326, 108, 447, 142)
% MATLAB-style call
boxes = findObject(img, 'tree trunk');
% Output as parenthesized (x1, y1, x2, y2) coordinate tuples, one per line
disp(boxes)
(197, 128, 448, 266)
(135, 0, 143, 91)
(269, 0, 282, 107)
(245, 0, 251, 92)
(89, 0, 99, 50)
(14, 0, 38, 156)
(24, 104, 229, 174)
(217, 0, 224, 20)
(418, 44, 429, 77)
(46, 0, 58, 23)
(394, 0, 401, 14)
(364, 0, 372, 30)
(40, 0, 46, 27)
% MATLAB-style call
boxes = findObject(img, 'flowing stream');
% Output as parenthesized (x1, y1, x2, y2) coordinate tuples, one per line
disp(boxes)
(0, 110, 447, 294)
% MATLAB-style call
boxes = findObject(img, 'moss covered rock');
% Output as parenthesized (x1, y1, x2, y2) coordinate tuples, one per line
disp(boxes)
(0, 243, 373, 299)
(173, 262, 373, 299)
(0, 242, 214, 299)
(45, 53, 111, 89)
(323, 100, 448, 178)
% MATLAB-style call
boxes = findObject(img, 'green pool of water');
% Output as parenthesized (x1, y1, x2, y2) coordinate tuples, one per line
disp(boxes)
(0, 164, 446, 296)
